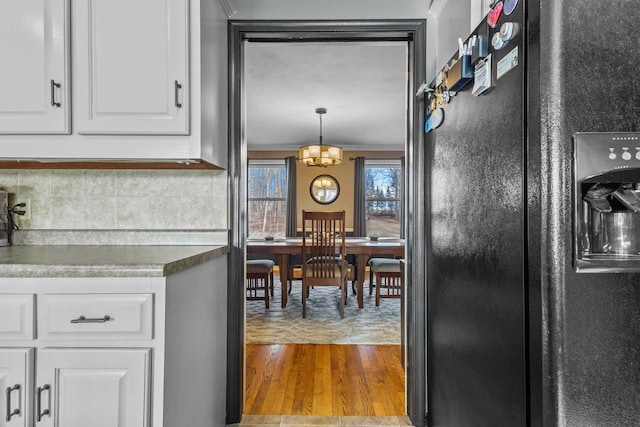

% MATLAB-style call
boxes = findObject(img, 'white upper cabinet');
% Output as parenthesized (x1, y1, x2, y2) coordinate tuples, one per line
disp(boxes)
(0, 0, 70, 134)
(73, 0, 190, 135)
(0, 0, 227, 167)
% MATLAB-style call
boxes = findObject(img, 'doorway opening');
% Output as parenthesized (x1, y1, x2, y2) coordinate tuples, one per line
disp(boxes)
(227, 20, 427, 426)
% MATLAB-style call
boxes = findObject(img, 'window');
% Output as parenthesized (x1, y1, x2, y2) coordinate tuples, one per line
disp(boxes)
(365, 160, 402, 238)
(248, 160, 287, 238)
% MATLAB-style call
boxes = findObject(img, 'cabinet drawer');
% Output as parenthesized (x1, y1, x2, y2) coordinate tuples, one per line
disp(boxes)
(39, 294, 154, 340)
(0, 294, 35, 340)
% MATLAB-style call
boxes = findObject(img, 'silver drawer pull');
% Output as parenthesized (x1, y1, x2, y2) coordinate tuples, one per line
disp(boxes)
(70, 315, 111, 324)
(36, 384, 50, 422)
(6, 384, 20, 421)
(174, 80, 182, 108)
(50, 80, 61, 107)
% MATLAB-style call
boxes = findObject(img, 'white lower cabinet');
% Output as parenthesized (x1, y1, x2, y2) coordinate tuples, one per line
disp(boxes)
(0, 257, 228, 427)
(36, 349, 150, 427)
(38, 293, 154, 341)
(0, 295, 35, 341)
(0, 348, 33, 427)
(0, 292, 151, 427)
(0, 348, 149, 427)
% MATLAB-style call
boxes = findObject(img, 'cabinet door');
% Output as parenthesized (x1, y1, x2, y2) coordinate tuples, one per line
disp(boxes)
(0, 0, 69, 134)
(73, 0, 189, 135)
(36, 348, 150, 427)
(0, 348, 33, 427)
(0, 295, 35, 341)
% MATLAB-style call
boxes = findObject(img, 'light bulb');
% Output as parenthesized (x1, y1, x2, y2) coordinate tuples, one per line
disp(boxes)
(309, 145, 321, 158)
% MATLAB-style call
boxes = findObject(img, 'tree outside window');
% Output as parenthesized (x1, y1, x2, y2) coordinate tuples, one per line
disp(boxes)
(248, 160, 287, 238)
(365, 160, 402, 238)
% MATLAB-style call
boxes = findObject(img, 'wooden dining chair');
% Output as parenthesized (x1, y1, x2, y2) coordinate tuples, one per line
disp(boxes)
(369, 257, 403, 306)
(368, 255, 398, 295)
(301, 210, 350, 319)
(246, 259, 275, 309)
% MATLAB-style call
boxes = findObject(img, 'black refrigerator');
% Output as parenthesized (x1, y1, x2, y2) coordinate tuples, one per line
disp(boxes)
(424, 0, 640, 426)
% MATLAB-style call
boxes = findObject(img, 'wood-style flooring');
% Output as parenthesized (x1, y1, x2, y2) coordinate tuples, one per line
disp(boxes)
(245, 344, 405, 417)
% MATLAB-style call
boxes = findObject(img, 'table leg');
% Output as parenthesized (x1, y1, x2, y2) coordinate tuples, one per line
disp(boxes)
(276, 254, 288, 308)
(357, 254, 366, 308)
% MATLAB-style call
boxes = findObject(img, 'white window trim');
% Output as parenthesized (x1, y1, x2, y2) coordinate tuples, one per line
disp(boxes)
(364, 159, 402, 166)
(248, 158, 285, 166)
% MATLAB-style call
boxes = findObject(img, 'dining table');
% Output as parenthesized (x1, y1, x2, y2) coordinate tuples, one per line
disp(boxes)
(246, 237, 405, 308)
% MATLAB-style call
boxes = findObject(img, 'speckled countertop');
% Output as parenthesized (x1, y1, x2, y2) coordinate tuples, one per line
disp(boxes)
(0, 245, 229, 278)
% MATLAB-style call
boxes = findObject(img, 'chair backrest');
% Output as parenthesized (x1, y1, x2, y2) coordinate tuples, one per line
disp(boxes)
(301, 210, 346, 285)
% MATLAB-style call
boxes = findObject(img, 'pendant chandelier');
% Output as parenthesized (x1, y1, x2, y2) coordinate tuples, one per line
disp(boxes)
(298, 107, 343, 167)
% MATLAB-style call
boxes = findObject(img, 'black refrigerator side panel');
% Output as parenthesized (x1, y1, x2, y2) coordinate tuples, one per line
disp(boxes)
(525, 1, 543, 426)
(426, 4, 527, 427)
(542, 1, 640, 426)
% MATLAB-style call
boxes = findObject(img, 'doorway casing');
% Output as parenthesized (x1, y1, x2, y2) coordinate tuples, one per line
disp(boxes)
(227, 20, 428, 426)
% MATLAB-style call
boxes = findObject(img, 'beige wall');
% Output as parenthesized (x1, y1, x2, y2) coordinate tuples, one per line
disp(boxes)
(248, 150, 403, 231)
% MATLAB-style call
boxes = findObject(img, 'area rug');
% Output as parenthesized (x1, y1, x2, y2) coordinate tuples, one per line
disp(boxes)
(245, 279, 401, 345)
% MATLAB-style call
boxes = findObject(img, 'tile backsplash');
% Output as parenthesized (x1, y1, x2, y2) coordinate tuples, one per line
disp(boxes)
(0, 169, 227, 230)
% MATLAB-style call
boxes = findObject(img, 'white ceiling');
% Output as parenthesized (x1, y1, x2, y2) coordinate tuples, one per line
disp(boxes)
(244, 41, 409, 151)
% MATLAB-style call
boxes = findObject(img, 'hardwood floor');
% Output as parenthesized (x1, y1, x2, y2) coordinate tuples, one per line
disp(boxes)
(245, 344, 405, 417)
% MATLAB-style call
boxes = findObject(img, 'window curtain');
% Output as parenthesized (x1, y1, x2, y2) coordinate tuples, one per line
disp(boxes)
(400, 156, 405, 239)
(353, 156, 366, 237)
(285, 156, 297, 237)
